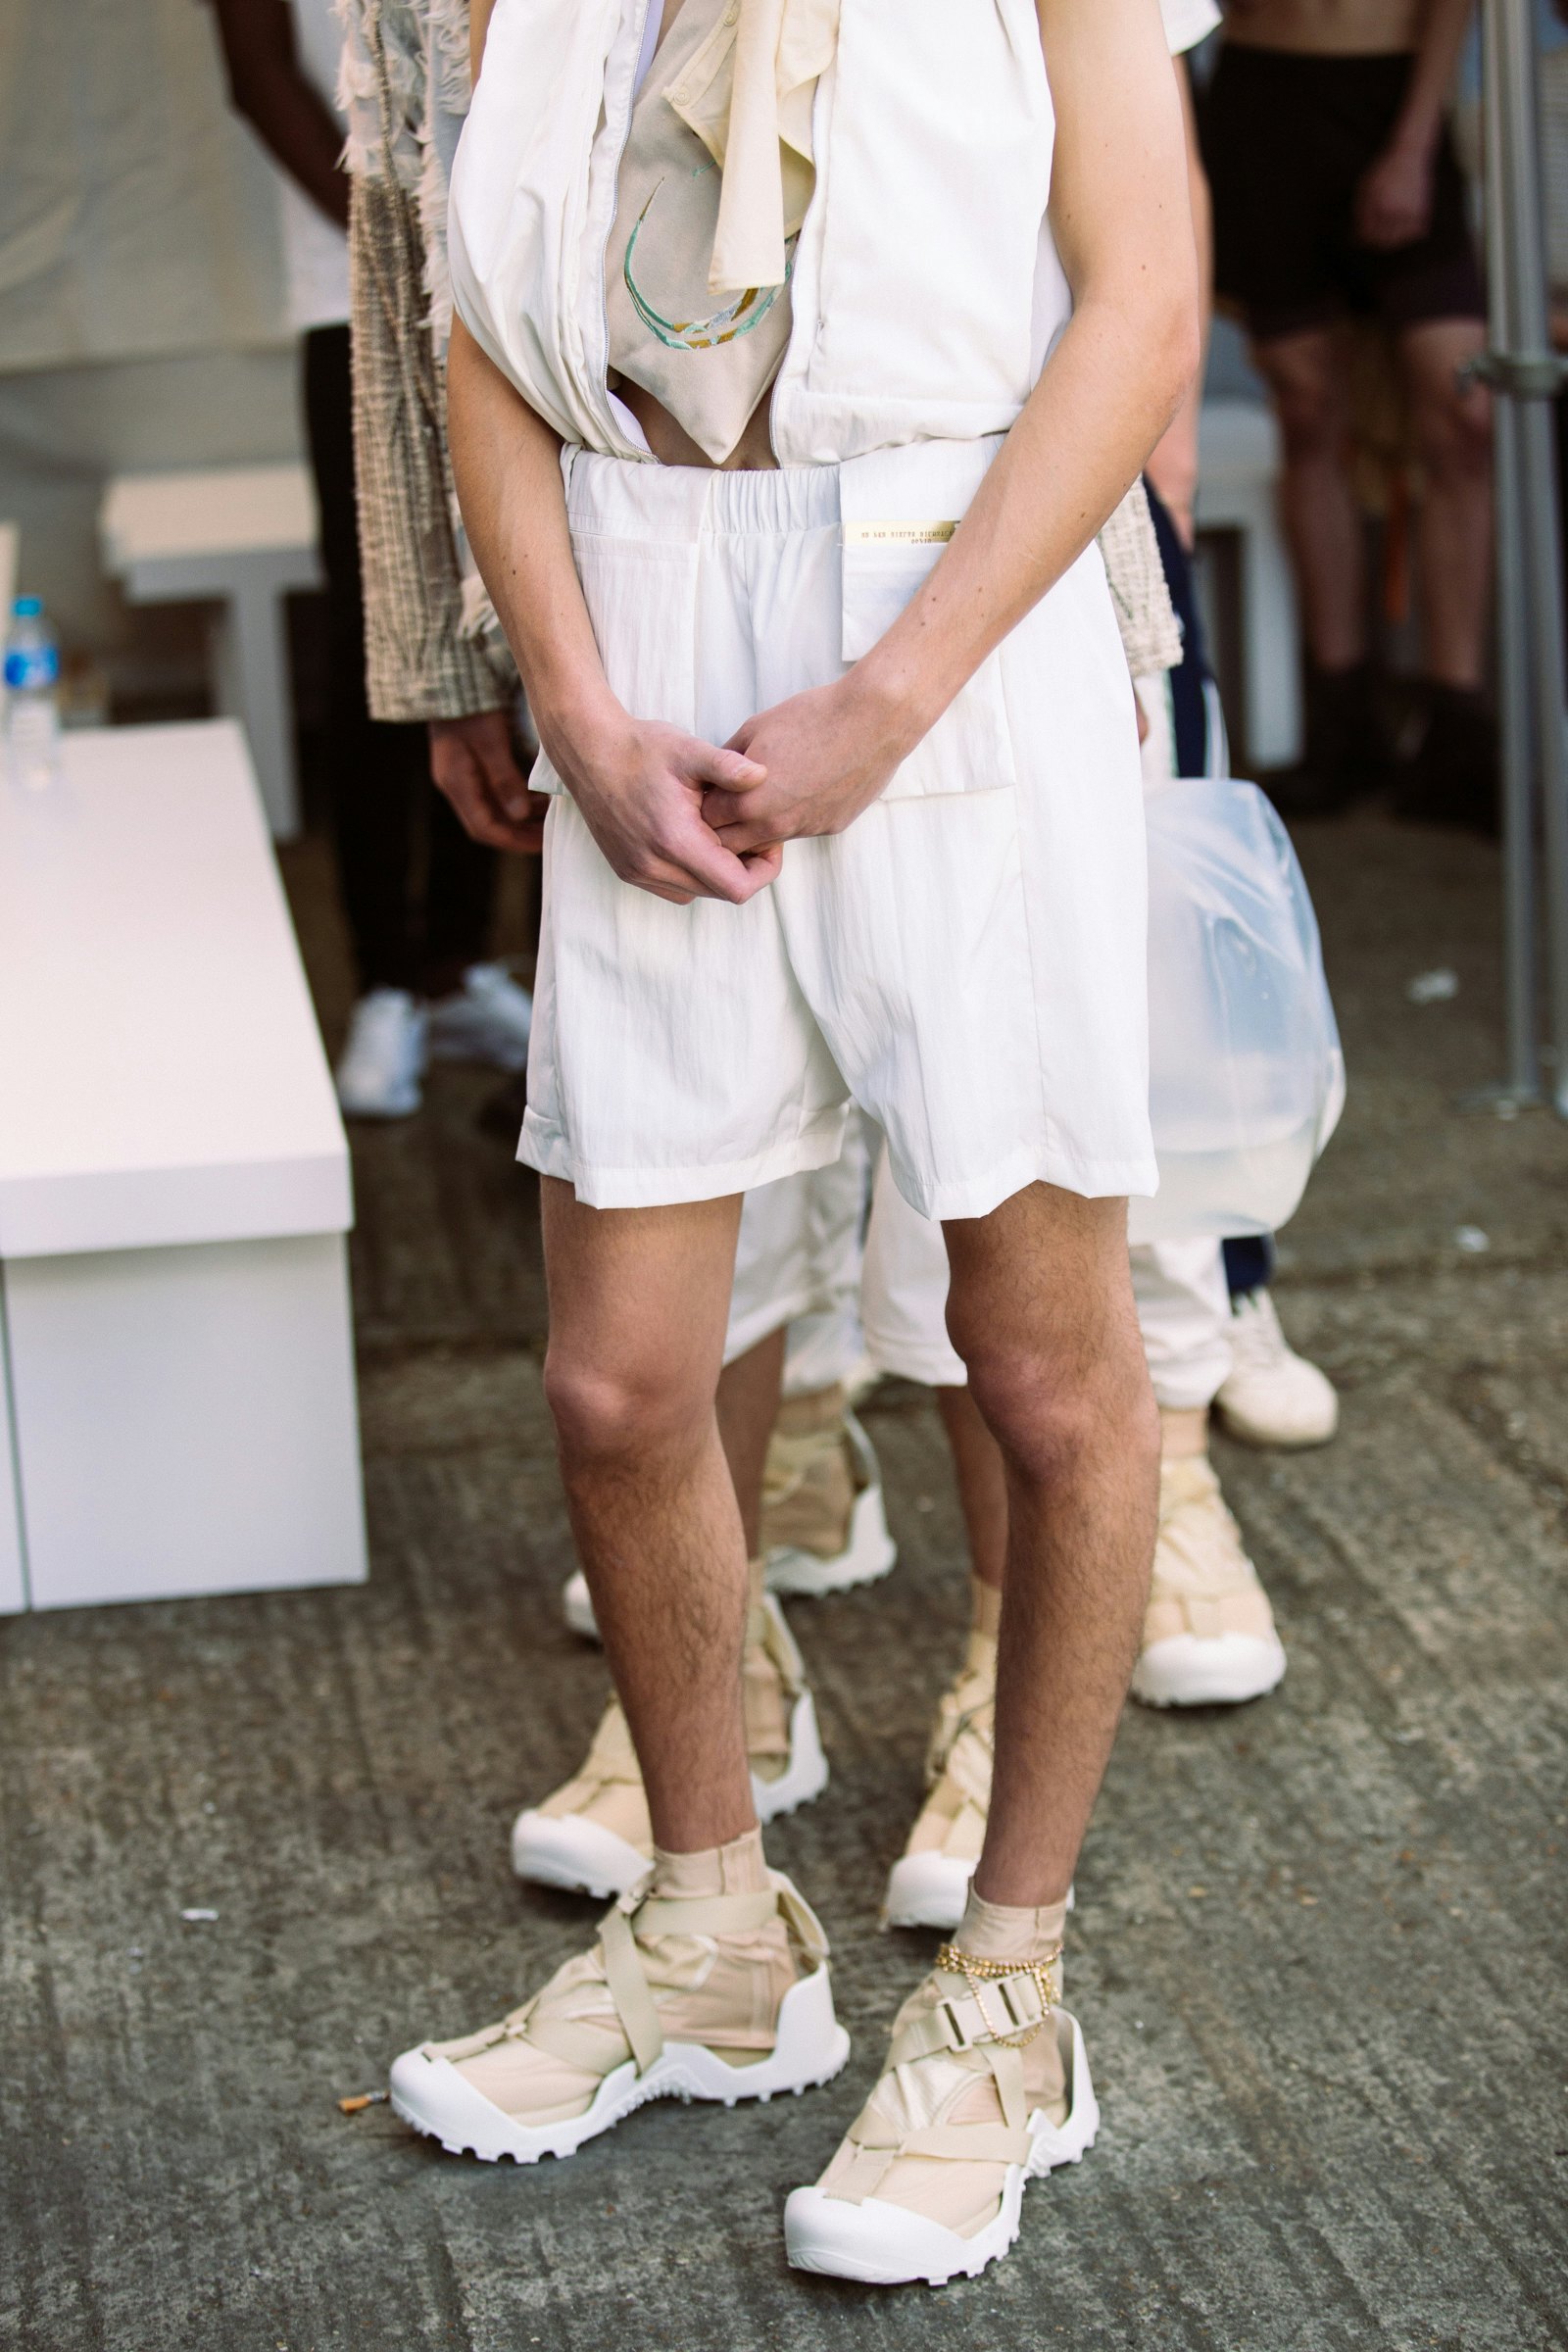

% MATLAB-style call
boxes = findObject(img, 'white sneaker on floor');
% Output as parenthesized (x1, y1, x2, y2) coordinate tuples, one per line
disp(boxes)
(1215, 1289, 1339, 1450)
(512, 1593, 829, 1897)
(1130, 1454, 1286, 1709)
(425, 961, 533, 1072)
(334, 989, 427, 1119)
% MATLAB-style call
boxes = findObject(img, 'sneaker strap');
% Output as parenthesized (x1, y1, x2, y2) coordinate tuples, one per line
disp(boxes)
(832, 2029, 1035, 2204)
(745, 1591, 806, 1700)
(891, 1963, 1054, 2066)
(521, 1880, 826, 2082)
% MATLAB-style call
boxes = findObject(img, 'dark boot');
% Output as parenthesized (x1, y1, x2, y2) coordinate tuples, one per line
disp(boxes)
(1392, 682, 1499, 837)
(1258, 661, 1389, 819)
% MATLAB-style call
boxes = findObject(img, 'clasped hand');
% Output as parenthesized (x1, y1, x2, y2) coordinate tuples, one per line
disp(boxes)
(569, 673, 909, 907)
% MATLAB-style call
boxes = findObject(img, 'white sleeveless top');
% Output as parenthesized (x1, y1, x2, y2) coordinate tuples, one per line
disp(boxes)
(449, 0, 1071, 466)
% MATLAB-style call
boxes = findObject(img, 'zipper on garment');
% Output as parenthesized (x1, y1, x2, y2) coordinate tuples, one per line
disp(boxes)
(590, 0, 660, 462)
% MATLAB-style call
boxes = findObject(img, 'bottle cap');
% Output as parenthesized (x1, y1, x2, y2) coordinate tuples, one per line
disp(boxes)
(13, 595, 42, 617)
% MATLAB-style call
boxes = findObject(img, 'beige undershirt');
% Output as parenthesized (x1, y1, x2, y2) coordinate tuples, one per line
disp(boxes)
(1223, 0, 1423, 55)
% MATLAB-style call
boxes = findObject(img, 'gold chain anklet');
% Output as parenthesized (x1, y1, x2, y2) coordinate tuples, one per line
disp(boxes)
(935, 1942, 1062, 2050)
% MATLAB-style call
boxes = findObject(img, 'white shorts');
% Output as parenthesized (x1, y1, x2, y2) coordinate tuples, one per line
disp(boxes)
(725, 1115, 872, 1370)
(521, 442, 1156, 1222)
(861, 1143, 1232, 1412)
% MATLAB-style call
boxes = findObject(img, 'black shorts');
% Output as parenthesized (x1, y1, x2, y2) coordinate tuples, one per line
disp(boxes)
(1201, 45, 1486, 345)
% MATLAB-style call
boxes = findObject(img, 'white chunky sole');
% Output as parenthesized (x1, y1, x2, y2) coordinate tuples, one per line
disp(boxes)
(511, 1690, 830, 1897)
(390, 1962, 850, 2165)
(1130, 1629, 1287, 1709)
(784, 2010, 1098, 2287)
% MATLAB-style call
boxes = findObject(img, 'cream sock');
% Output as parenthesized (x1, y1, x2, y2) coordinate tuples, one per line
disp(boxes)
(1159, 1404, 1209, 1461)
(956, 1886, 1068, 1964)
(970, 1575, 1003, 1642)
(652, 1825, 768, 1899)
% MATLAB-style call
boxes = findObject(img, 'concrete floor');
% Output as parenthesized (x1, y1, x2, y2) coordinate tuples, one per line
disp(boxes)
(4, 810, 1567, 2351)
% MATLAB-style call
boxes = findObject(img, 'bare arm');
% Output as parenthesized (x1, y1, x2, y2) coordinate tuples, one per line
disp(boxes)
(210, 0, 348, 229)
(1146, 56, 1212, 547)
(708, 0, 1199, 849)
(1356, 0, 1474, 248)
(446, 320, 777, 903)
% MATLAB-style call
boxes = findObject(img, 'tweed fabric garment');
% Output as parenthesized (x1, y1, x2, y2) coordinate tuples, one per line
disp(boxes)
(340, 0, 514, 721)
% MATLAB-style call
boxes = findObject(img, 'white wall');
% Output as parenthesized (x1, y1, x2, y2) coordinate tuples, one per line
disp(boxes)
(0, 0, 304, 682)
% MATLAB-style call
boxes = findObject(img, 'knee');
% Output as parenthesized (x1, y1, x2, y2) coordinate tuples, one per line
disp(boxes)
(543, 1345, 707, 1469)
(958, 1336, 1158, 1490)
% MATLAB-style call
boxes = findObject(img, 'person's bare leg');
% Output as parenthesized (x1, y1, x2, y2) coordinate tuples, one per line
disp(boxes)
(716, 1325, 789, 1558)
(1398, 318, 1493, 690)
(944, 1183, 1159, 1908)
(1253, 324, 1366, 669)
(939, 1384, 1205, 1592)
(934, 1386, 1007, 1592)
(540, 1176, 755, 1854)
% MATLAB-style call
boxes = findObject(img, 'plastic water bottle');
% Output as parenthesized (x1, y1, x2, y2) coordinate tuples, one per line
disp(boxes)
(5, 595, 62, 790)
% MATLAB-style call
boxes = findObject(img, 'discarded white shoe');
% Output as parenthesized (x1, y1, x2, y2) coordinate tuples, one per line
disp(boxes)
(785, 1945, 1096, 2286)
(333, 988, 427, 1120)
(512, 1592, 828, 1896)
(1130, 1453, 1286, 1708)
(425, 961, 533, 1071)
(392, 1860, 848, 2165)
(1215, 1289, 1339, 1450)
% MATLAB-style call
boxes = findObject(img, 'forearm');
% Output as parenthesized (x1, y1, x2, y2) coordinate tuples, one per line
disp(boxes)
(1392, 0, 1473, 154)
(862, 292, 1195, 745)
(1146, 57, 1213, 542)
(446, 319, 621, 776)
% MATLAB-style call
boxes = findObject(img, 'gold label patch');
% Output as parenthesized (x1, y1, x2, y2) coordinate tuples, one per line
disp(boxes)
(842, 520, 958, 548)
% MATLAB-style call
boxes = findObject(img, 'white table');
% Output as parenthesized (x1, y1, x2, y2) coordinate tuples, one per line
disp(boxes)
(0, 720, 366, 1612)
(100, 466, 323, 842)
(1196, 401, 1303, 770)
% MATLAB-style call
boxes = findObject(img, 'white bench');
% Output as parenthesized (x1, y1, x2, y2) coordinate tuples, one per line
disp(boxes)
(1196, 400, 1303, 770)
(100, 466, 323, 842)
(0, 720, 366, 1612)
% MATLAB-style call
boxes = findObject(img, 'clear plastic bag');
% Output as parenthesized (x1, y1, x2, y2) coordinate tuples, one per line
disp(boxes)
(1129, 777, 1345, 1246)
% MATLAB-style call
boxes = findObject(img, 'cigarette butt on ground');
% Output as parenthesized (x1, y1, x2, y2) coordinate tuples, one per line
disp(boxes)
(337, 2091, 389, 2115)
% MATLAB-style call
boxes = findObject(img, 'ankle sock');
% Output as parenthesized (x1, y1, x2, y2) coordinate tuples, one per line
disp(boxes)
(652, 1825, 768, 1899)
(956, 1886, 1068, 1964)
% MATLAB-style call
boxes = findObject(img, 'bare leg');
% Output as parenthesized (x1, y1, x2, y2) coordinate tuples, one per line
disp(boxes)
(944, 1184, 1159, 1908)
(940, 1387, 1206, 1598)
(934, 1386, 1007, 1592)
(1398, 318, 1493, 690)
(540, 1177, 755, 1854)
(1253, 324, 1366, 670)
(716, 1325, 788, 1559)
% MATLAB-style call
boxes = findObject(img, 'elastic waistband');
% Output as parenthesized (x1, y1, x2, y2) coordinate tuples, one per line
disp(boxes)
(564, 450, 841, 543)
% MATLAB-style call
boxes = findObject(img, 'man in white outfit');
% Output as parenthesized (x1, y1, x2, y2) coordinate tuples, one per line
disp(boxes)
(384, 0, 1201, 2290)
